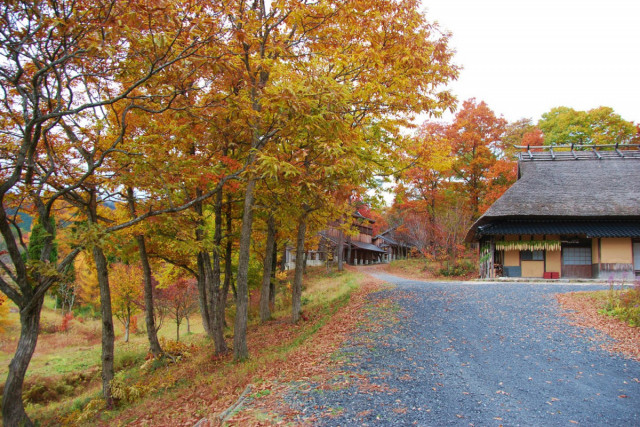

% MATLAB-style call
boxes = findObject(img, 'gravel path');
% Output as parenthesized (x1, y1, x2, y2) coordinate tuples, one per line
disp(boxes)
(285, 272, 640, 426)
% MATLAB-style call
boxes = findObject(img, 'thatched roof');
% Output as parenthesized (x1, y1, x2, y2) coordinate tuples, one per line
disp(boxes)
(466, 158, 640, 241)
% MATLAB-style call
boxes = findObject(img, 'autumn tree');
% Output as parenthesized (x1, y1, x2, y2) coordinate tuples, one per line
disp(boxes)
(0, 293, 12, 334)
(110, 263, 143, 343)
(244, 0, 457, 327)
(502, 118, 543, 157)
(402, 123, 453, 226)
(0, 0, 216, 422)
(156, 277, 199, 341)
(74, 252, 101, 310)
(448, 99, 507, 219)
(538, 106, 638, 146)
(396, 101, 516, 263)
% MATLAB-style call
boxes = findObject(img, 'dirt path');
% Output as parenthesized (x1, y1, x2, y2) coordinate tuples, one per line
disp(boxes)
(259, 271, 640, 425)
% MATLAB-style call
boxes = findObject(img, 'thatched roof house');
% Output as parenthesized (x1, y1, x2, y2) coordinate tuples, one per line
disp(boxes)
(467, 146, 640, 279)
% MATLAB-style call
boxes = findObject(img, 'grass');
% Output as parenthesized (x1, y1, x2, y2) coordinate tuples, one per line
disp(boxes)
(569, 279, 640, 327)
(385, 257, 478, 280)
(0, 267, 369, 425)
(599, 280, 640, 327)
(0, 293, 208, 423)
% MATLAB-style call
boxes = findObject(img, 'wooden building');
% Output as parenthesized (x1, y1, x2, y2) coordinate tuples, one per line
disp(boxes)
(466, 145, 640, 279)
(373, 228, 411, 262)
(320, 211, 387, 265)
(284, 211, 387, 269)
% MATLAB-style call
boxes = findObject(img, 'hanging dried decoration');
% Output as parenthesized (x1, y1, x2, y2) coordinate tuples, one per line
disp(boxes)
(494, 240, 561, 251)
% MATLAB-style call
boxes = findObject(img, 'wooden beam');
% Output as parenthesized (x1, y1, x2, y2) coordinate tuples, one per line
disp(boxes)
(592, 146, 602, 159)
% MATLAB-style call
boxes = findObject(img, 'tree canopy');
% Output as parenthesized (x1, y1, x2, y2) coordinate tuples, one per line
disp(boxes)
(538, 106, 638, 146)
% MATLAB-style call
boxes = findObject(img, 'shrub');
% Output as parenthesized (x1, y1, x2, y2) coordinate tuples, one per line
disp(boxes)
(111, 372, 153, 404)
(438, 261, 475, 277)
(39, 320, 59, 334)
(59, 312, 73, 333)
(160, 337, 194, 359)
(73, 304, 100, 319)
(600, 280, 640, 327)
(22, 372, 93, 405)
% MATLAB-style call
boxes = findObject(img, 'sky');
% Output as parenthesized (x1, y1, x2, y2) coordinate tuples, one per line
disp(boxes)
(421, 0, 640, 123)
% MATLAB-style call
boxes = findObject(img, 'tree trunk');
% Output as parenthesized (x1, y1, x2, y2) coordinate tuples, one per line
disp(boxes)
(135, 235, 163, 356)
(176, 314, 181, 342)
(269, 238, 277, 311)
(186, 314, 191, 333)
(219, 198, 234, 332)
(126, 189, 164, 357)
(234, 178, 257, 361)
(194, 193, 215, 338)
(280, 242, 287, 272)
(2, 298, 43, 427)
(337, 229, 344, 271)
(93, 244, 115, 408)
(292, 214, 308, 323)
(260, 216, 276, 322)
(124, 319, 130, 343)
(211, 187, 227, 354)
(201, 252, 217, 338)
(196, 252, 214, 337)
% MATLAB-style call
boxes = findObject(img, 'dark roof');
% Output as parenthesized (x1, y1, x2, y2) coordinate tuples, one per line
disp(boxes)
(353, 211, 375, 223)
(374, 227, 414, 247)
(318, 231, 339, 246)
(319, 232, 388, 253)
(351, 240, 387, 253)
(477, 219, 640, 238)
(375, 234, 398, 245)
(467, 158, 640, 241)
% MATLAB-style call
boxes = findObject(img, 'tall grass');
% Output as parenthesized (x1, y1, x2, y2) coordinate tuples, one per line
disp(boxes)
(600, 278, 640, 327)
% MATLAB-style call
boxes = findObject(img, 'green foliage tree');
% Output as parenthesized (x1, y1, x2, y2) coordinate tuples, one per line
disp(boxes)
(538, 106, 638, 146)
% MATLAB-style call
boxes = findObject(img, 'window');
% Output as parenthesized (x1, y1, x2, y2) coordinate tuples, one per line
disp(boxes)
(521, 250, 544, 261)
(562, 247, 591, 265)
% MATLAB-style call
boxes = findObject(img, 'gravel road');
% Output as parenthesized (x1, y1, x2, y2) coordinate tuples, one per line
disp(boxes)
(285, 272, 640, 426)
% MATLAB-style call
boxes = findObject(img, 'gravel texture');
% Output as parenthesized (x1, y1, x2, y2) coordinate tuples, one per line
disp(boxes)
(285, 273, 640, 426)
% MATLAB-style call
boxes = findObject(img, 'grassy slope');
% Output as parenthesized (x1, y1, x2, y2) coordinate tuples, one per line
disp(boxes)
(0, 266, 380, 425)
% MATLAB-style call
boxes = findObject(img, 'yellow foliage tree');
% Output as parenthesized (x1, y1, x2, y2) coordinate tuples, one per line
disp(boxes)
(110, 263, 143, 343)
(74, 252, 100, 310)
(0, 294, 12, 333)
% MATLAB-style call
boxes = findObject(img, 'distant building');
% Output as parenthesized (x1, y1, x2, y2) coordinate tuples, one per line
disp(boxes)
(283, 211, 388, 270)
(466, 145, 640, 279)
(373, 228, 411, 262)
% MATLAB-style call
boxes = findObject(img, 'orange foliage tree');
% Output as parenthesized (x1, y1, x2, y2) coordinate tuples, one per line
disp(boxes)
(394, 99, 517, 266)
(448, 99, 508, 219)
(0, 0, 218, 421)
(110, 264, 144, 343)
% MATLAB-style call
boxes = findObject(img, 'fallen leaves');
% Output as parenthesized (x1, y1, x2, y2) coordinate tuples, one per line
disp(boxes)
(556, 292, 640, 361)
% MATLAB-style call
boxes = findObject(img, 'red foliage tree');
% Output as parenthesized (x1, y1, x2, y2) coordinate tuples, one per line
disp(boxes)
(156, 278, 199, 342)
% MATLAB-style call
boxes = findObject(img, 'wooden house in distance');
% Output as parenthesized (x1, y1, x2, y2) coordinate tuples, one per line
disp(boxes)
(319, 211, 387, 265)
(373, 228, 412, 261)
(284, 211, 387, 269)
(466, 144, 640, 280)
